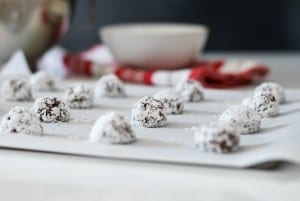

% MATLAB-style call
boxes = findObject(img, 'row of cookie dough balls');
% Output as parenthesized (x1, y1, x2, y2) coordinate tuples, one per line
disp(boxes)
(0, 77, 205, 144)
(0, 72, 131, 115)
(92, 80, 204, 143)
(90, 79, 205, 144)
(0, 71, 55, 101)
(2, 76, 118, 123)
(0, 71, 63, 136)
(0, 73, 165, 144)
(0, 72, 126, 103)
(132, 79, 205, 127)
(0, 73, 128, 137)
(0, 73, 285, 151)
(220, 82, 285, 134)
(0, 105, 135, 144)
(194, 82, 285, 154)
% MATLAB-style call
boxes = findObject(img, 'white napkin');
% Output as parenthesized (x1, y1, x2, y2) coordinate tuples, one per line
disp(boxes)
(36, 46, 68, 79)
(0, 50, 32, 79)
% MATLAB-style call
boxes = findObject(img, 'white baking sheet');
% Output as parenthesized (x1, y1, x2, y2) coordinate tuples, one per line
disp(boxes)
(0, 80, 300, 168)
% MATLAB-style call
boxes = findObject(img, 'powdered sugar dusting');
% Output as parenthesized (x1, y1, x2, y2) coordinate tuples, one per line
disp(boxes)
(0, 106, 43, 135)
(90, 111, 136, 144)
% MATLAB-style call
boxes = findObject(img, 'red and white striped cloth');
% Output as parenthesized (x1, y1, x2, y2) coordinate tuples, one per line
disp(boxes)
(37, 44, 269, 88)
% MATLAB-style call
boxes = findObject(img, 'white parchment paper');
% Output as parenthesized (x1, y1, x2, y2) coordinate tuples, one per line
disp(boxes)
(0, 80, 299, 168)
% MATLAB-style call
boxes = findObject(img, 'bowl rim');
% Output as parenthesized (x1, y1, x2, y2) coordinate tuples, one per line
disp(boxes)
(100, 23, 209, 37)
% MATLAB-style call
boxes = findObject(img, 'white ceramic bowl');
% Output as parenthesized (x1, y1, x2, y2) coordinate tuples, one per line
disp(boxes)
(100, 23, 208, 69)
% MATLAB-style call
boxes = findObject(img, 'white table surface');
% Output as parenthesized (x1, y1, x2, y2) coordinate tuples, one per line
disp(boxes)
(0, 53, 300, 201)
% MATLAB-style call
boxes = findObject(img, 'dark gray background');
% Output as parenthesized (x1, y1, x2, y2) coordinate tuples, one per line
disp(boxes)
(60, 0, 300, 52)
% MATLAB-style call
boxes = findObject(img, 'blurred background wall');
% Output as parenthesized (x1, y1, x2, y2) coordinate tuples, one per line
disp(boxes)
(60, 0, 300, 52)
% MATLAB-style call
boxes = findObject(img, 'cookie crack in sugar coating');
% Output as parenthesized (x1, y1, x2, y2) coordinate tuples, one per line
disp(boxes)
(32, 96, 70, 123)
(131, 96, 167, 128)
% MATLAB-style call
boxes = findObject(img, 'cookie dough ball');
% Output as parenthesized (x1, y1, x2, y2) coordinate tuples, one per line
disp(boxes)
(90, 112, 136, 144)
(194, 123, 239, 153)
(154, 89, 184, 114)
(1, 78, 32, 101)
(131, 96, 167, 128)
(175, 79, 204, 102)
(64, 84, 93, 109)
(219, 105, 261, 134)
(243, 92, 279, 118)
(30, 71, 55, 91)
(0, 106, 43, 136)
(94, 74, 126, 98)
(32, 96, 70, 123)
(254, 82, 285, 104)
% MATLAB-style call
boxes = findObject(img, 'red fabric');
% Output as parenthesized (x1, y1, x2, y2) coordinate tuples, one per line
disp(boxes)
(188, 61, 269, 88)
(62, 49, 269, 88)
(63, 53, 92, 76)
(114, 61, 269, 88)
(115, 67, 154, 85)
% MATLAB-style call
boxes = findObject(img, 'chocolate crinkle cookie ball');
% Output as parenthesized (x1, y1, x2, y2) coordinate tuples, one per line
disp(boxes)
(94, 74, 126, 98)
(154, 89, 184, 114)
(29, 71, 55, 91)
(90, 112, 136, 144)
(131, 96, 167, 128)
(243, 92, 279, 118)
(175, 79, 204, 102)
(64, 84, 93, 109)
(1, 78, 32, 101)
(194, 123, 240, 153)
(32, 96, 70, 123)
(254, 82, 285, 104)
(219, 105, 261, 134)
(0, 106, 43, 136)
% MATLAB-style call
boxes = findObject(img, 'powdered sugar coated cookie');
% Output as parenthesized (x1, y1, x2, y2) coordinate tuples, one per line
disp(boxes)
(131, 96, 167, 128)
(154, 89, 184, 114)
(64, 84, 93, 109)
(90, 112, 136, 144)
(0, 106, 43, 135)
(30, 71, 55, 91)
(254, 82, 285, 104)
(94, 74, 126, 98)
(175, 79, 204, 102)
(243, 92, 279, 118)
(1, 78, 32, 101)
(32, 96, 70, 123)
(219, 105, 261, 134)
(194, 123, 239, 153)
